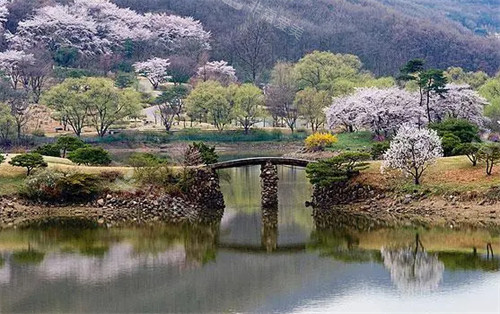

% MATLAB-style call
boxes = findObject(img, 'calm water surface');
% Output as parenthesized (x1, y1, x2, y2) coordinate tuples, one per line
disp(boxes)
(0, 166, 499, 313)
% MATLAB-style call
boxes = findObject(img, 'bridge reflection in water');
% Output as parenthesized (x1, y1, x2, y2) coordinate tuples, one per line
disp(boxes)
(216, 161, 314, 254)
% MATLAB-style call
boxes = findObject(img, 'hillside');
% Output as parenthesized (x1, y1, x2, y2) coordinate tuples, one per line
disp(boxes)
(113, 0, 500, 80)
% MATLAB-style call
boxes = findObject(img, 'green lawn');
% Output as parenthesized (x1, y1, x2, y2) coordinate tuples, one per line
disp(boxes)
(329, 131, 374, 152)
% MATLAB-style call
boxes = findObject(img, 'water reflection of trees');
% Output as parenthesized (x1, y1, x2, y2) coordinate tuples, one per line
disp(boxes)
(310, 229, 499, 292)
(0, 223, 221, 270)
(381, 238, 445, 293)
(308, 229, 381, 263)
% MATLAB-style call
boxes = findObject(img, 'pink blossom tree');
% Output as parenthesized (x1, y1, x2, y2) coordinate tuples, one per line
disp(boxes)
(327, 87, 424, 135)
(9, 0, 210, 57)
(133, 57, 170, 90)
(430, 84, 488, 127)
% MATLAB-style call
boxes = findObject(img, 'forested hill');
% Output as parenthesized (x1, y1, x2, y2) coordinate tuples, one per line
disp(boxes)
(114, 0, 500, 80)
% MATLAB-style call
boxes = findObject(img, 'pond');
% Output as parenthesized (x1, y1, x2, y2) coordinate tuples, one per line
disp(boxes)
(0, 166, 499, 313)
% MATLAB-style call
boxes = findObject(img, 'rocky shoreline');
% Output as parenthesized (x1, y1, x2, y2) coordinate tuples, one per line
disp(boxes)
(0, 168, 226, 229)
(312, 190, 500, 230)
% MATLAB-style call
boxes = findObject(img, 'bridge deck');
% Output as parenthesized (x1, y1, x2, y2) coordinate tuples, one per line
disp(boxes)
(209, 157, 312, 170)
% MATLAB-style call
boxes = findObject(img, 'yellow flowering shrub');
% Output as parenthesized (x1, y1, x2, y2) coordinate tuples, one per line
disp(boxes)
(305, 132, 338, 151)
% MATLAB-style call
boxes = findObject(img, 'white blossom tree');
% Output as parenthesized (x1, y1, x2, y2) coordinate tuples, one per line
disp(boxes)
(430, 84, 488, 127)
(145, 13, 211, 52)
(134, 57, 170, 90)
(195, 60, 237, 86)
(382, 124, 443, 185)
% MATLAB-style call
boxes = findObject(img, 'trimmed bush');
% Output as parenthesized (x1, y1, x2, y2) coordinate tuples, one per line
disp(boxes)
(478, 143, 500, 175)
(57, 173, 103, 201)
(130, 153, 177, 187)
(306, 152, 370, 186)
(371, 141, 390, 160)
(441, 133, 462, 157)
(453, 143, 481, 166)
(68, 147, 111, 166)
(34, 144, 61, 157)
(305, 133, 338, 152)
(9, 153, 48, 175)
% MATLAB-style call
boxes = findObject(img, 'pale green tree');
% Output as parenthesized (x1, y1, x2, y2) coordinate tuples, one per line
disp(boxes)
(43, 78, 143, 137)
(294, 51, 366, 96)
(42, 78, 91, 137)
(480, 77, 500, 130)
(85, 78, 143, 137)
(445, 67, 489, 89)
(233, 83, 264, 134)
(295, 88, 330, 133)
(185, 81, 233, 131)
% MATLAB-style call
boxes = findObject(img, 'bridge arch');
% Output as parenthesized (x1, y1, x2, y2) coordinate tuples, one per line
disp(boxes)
(209, 157, 313, 170)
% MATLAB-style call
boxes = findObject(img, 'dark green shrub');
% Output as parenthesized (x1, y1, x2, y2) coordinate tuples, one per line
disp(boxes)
(441, 133, 462, 157)
(53, 47, 78, 67)
(429, 118, 480, 143)
(114, 71, 137, 88)
(306, 152, 370, 187)
(0, 153, 4, 164)
(68, 147, 111, 166)
(34, 144, 61, 157)
(453, 143, 481, 166)
(56, 136, 85, 158)
(57, 173, 103, 201)
(127, 152, 166, 167)
(192, 142, 218, 165)
(371, 141, 390, 160)
(9, 153, 48, 175)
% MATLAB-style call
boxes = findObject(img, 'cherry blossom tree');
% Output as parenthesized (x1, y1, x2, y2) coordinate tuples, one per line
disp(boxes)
(195, 61, 237, 86)
(327, 87, 424, 135)
(11, 5, 112, 55)
(382, 124, 443, 185)
(133, 57, 170, 90)
(10, 0, 210, 57)
(145, 13, 211, 52)
(0, 50, 34, 89)
(430, 84, 488, 127)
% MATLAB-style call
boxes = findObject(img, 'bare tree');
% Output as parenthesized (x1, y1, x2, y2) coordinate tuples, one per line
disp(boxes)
(233, 20, 272, 83)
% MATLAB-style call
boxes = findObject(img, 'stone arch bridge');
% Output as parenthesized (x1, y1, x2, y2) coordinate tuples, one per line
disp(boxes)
(209, 157, 313, 209)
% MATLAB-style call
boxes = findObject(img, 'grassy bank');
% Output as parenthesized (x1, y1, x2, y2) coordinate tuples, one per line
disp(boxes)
(361, 155, 500, 195)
